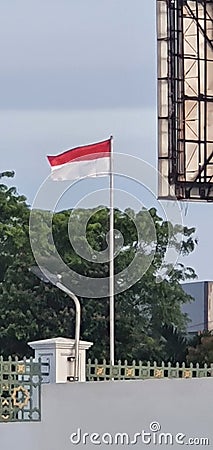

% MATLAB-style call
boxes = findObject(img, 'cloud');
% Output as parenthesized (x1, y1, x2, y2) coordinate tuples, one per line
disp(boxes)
(0, 0, 156, 109)
(0, 106, 156, 199)
(0, 67, 156, 110)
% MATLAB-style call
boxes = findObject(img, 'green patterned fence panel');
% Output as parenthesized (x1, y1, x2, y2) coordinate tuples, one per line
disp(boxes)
(86, 359, 213, 381)
(0, 357, 49, 422)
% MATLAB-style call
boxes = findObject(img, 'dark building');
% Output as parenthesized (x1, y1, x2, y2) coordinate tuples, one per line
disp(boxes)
(181, 281, 213, 335)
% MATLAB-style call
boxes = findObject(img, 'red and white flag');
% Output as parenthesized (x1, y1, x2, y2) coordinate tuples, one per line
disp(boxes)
(47, 138, 111, 181)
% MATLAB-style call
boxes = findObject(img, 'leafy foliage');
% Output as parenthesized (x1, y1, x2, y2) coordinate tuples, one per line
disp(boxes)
(0, 173, 198, 361)
(187, 331, 213, 365)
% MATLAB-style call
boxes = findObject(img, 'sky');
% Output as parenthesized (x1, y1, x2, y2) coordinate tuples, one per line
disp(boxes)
(0, 0, 212, 281)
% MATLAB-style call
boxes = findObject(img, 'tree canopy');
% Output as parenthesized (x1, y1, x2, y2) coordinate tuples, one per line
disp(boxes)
(0, 172, 197, 361)
(187, 332, 213, 365)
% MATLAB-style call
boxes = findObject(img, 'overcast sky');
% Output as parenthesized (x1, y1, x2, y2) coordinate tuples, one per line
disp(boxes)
(0, 0, 212, 281)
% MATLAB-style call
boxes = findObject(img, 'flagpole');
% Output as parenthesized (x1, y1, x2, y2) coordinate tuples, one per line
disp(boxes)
(109, 135, 114, 366)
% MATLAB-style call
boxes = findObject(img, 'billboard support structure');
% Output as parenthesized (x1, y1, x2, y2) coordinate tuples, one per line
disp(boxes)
(157, 0, 213, 201)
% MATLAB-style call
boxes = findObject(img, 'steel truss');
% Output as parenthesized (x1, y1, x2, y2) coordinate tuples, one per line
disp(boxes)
(158, 0, 213, 201)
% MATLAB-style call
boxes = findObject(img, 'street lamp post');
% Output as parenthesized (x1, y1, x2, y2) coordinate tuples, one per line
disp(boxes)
(55, 280, 81, 381)
(29, 266, 81, 381)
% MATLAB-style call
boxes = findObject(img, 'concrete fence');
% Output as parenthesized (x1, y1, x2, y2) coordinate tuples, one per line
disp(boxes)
(1, 377, 212, 449)
(0, 336, 212, 449)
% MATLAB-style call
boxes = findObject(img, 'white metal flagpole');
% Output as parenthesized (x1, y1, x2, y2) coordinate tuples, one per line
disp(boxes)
(109, 135, 114, 366)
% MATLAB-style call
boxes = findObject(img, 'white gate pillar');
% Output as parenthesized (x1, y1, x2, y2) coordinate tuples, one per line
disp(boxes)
(28, 337, 93, 383)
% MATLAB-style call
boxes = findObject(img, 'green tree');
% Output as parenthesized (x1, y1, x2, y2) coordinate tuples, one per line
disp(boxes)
(0, 174, 197, 361)
(187, 331, 213, 365)
(160, 324, 188, 364)
(0, 171, 30, 281)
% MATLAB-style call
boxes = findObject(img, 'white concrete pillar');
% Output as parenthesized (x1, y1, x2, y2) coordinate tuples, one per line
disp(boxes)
(28, 337, 93, 383)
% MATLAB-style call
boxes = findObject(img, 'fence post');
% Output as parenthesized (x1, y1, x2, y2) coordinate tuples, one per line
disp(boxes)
(28, 337, 93, 383)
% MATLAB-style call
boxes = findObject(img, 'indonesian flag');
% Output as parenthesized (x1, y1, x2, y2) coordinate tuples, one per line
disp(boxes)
(47, 138, 111, 181)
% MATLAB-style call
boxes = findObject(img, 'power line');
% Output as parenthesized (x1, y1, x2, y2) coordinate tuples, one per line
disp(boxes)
(187, 319, 213, 329)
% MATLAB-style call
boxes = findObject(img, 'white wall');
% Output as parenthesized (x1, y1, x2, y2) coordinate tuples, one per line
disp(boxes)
(0, 378, 212, 449)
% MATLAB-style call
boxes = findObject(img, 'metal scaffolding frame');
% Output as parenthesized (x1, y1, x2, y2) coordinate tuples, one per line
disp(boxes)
(157, 0, 213, 201)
